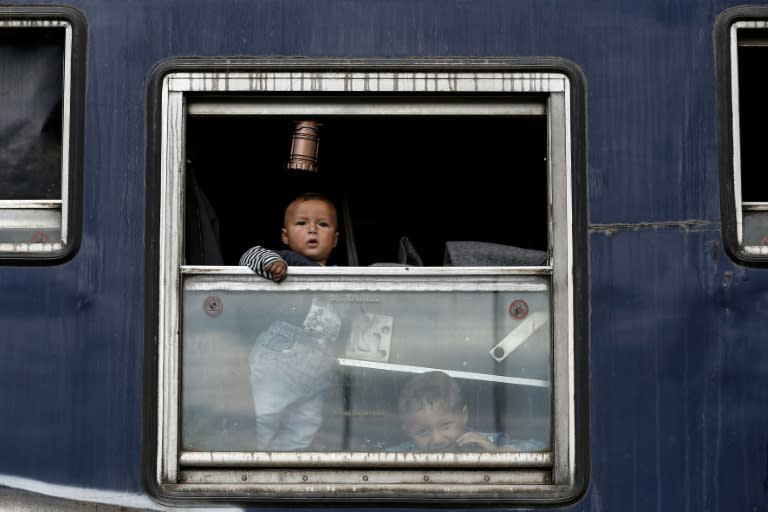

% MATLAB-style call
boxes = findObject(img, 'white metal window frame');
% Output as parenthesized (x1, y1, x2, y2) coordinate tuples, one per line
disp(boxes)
(0, 19, 72, 254)
(730, 20, 768, 255)
(154, 62, 577, 500)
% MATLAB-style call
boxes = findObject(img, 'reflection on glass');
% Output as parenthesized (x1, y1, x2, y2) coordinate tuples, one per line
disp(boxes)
(182, 287, 551, 453)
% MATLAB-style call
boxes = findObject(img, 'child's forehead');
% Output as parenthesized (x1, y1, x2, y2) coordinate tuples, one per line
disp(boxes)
(288, 198, 333, 211)
(405, 401, 460, 419)
(285, 199, 336, 218)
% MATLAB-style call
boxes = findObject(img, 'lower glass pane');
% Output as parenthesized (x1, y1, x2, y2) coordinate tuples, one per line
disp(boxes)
(0, 227, 61, 245)
(743, 209, 768, 247)
(182, 284, 551, 454)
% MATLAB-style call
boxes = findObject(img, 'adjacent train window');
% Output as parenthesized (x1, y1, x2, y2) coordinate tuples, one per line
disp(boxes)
(147, 59, 587, 503)
(717, 8, 768, 263)
(0, 8, 84, 262)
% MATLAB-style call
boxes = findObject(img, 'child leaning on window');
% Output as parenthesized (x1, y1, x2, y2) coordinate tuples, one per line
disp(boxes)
(239, 192, 343, 451)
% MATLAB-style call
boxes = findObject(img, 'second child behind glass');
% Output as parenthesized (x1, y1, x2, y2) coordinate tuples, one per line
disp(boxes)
(239, 192, 342, 451)
(389, 371, 546, 453)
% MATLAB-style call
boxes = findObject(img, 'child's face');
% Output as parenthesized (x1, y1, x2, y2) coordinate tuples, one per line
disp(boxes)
(402, 403, 468, 451)
(281, 198, 339, 266)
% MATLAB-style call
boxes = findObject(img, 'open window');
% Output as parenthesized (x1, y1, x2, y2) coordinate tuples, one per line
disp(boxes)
(0, 7, 85, 262)
(716, 7, 768, 264)
(145, 58, 587, 504)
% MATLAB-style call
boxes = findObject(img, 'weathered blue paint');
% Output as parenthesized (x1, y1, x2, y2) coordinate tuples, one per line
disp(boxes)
(0, 1, 765, 511)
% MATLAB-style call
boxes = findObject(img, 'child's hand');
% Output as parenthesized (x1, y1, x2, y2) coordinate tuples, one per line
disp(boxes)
(266, 260, 287, 282)
(456, 432, 499, 452)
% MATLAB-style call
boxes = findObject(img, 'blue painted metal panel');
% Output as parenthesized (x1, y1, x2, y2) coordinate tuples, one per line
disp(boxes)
(590, 226, 768, 511)
(0, 0, 765, 510)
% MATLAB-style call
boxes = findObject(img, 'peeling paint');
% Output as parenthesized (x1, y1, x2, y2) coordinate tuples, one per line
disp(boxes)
(589, 220, 720, 236)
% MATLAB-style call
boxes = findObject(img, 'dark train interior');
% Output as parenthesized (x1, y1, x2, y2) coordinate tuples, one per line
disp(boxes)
(184, 105, 549, 267)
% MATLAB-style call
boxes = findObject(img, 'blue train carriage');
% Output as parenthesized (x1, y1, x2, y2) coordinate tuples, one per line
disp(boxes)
(0, 2, 766, 511)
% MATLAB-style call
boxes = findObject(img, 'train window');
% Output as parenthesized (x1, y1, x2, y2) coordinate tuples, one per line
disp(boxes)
(716, 8, 768, 263)
(0, 7, 85, 262)
(146, 59, 588, 504)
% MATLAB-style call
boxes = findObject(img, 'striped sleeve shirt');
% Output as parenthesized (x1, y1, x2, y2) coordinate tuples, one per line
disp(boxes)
(239, 246, 285, 281)
(239, 246, 319, 281)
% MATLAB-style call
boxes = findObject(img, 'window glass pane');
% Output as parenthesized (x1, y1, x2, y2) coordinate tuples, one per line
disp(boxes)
(182, 282, 551, 453)
(742, 209, 768, 246)
(184, 115, 548, 267)
(0, 27, 63, 200)
(737, 42, 768, 203)
(0, 224, 61, 245)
